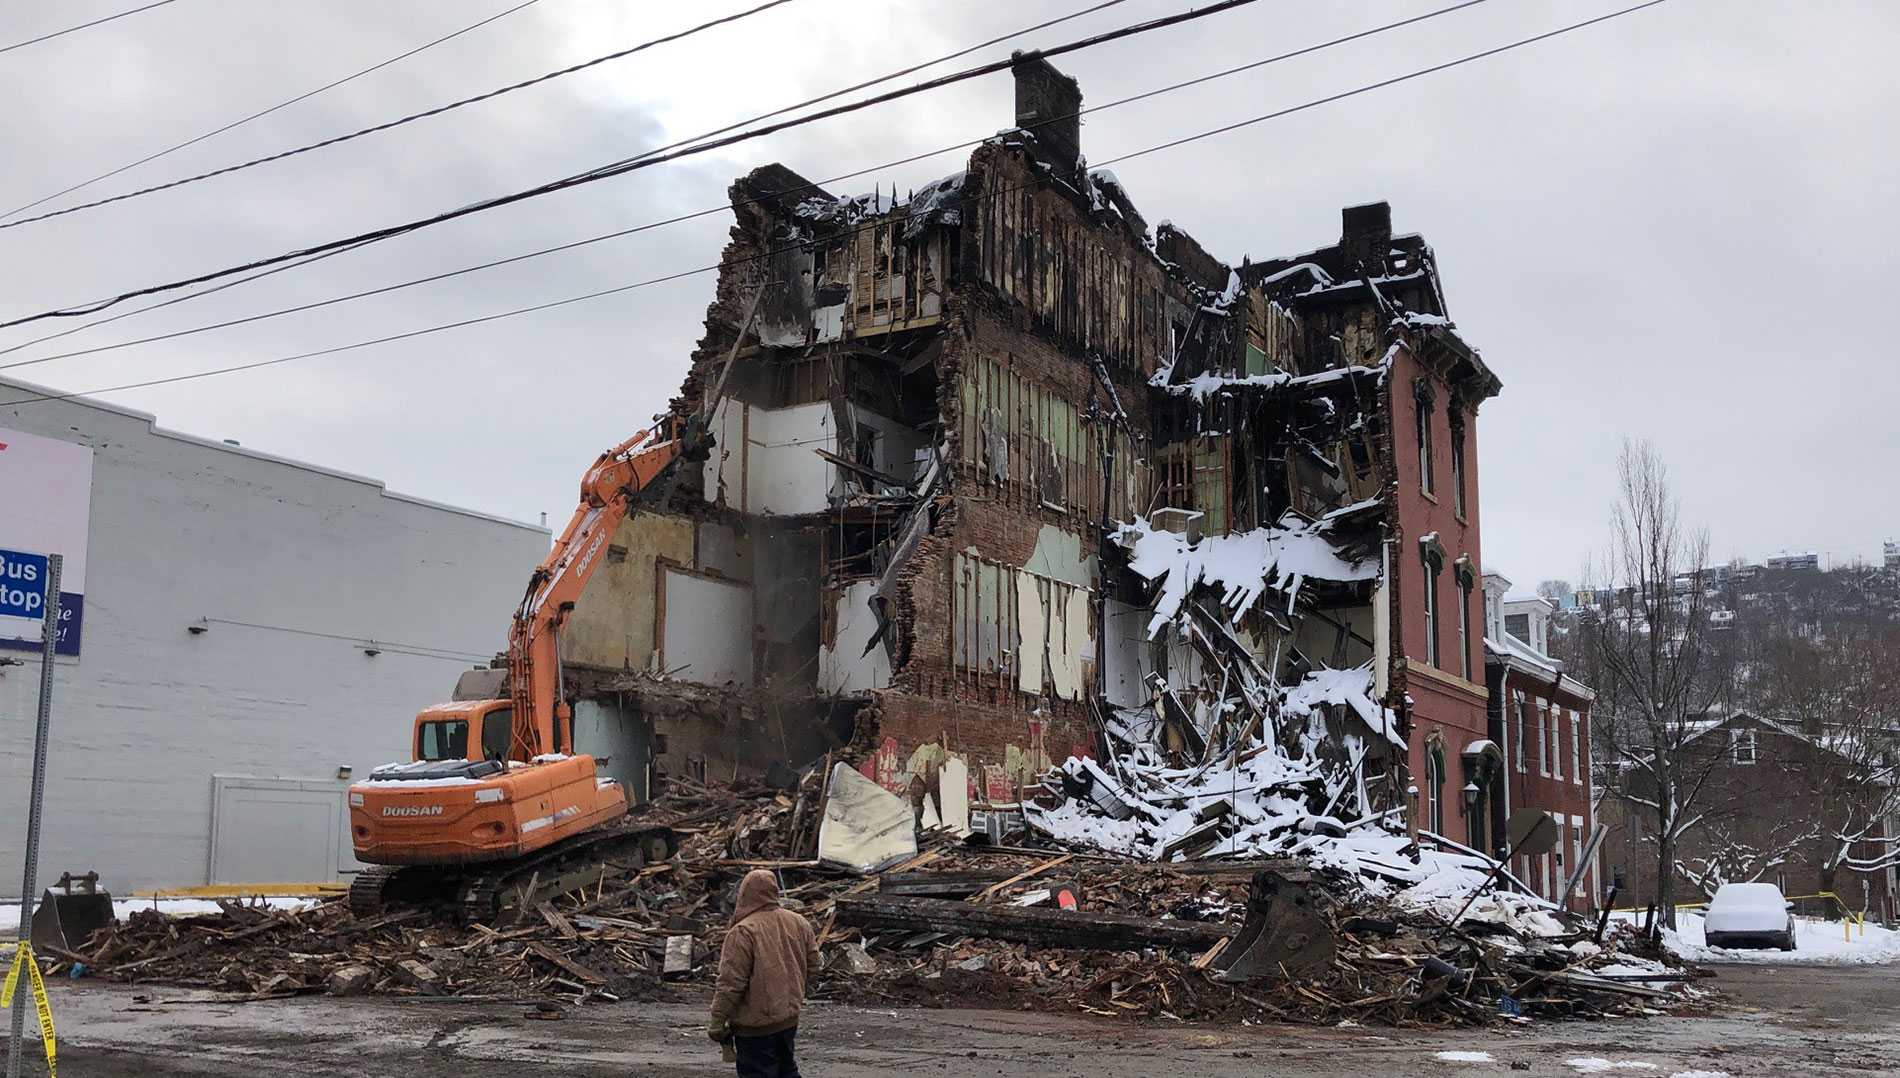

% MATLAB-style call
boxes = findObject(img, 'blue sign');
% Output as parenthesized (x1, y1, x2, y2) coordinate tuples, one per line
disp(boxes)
(0, 547, 48, 620)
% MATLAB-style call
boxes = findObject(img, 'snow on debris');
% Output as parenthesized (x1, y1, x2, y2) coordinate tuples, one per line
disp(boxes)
(1434, 1050, 1497, 1063)
(903, 170, 965, 239)
(1565, 1060, 1659, 1074)
(790, 170, 967, 237)
(1024, 674, 1579, 938)
(1115, 511, 1378, 636)
(1284, 664, 1404, 749)
(1153, 361, 1388, 404)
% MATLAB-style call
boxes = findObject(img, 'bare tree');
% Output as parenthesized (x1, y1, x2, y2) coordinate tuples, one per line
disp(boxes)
(1673, 815, 1824, 900)
(1590, 440, 1729, 926)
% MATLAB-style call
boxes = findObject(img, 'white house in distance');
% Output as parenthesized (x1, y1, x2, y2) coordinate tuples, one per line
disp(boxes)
(0, 376, 549, 895)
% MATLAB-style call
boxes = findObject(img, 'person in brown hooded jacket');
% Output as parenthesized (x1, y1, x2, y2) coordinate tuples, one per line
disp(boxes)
(708, 868, 819, 1077)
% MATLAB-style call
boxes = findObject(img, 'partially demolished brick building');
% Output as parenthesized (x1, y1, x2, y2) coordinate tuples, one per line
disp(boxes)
(564, 57, 1504, 851)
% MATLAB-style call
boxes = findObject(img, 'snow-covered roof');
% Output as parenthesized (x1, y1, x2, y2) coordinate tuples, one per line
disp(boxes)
(1483, 633, 1596, 701)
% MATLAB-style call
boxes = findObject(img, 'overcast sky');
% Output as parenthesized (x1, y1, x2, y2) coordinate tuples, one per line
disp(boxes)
(2, 0, 1895, 586)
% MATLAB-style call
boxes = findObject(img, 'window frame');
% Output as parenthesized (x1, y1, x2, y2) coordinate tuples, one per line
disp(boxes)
(1420, 544, 1444, 668)
(1537, 699, 1550, 777)
(1551, 704, 1564, 781)
(1455, 561, 1475, 681)
(1552, 814, 1568, 901)
(1513, 692, 1527, 773)
(1449, 407, 1468, 519)
(480, 708, 513, 762)
(417, 719, 470, 762)
(1416, 391, 1436, 496)
(1731, 727, 1759, 766)
(1570, 709, 1583, 786)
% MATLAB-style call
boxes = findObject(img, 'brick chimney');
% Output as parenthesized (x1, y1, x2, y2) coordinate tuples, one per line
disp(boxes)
(1012, 52, 1083, 174)
(1340, 202, 1393, 268)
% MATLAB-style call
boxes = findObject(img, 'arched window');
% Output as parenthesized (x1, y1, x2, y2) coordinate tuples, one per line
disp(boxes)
(1424, 744, 1447, 836)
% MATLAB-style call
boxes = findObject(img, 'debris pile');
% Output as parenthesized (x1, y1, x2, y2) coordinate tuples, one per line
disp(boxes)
(47, 769, 1692, 1026)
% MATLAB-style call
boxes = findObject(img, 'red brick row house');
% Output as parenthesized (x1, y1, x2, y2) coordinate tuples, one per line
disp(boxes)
(1482, 577, 1599, 910)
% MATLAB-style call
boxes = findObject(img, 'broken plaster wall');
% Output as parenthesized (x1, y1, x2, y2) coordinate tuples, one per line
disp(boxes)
(564, 511, 695, 672)
(818, 579, 891, 693)
(702, 397, 926, 514)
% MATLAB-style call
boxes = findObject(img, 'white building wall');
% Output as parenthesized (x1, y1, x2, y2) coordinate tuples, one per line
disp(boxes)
(0, 382, 549, 896)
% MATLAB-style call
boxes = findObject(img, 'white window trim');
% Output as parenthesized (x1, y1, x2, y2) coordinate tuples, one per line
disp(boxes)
(1568, 813, 1586, 902)
(1551, 705, 1564, 781)
(1549, 812, 1565, 901)
(1514, 693, 1527, 773)
(1570, 708, 1584, 786)
(1537, 700, 1550, 777)
(1730, 727, 1758, 766)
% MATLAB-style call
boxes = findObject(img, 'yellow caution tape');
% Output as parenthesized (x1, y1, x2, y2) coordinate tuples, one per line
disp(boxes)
(2, 940, 57, 1077)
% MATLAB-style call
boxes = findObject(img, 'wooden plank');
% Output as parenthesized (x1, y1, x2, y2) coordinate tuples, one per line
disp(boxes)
(878, 870, 1015, 897)
(835, 893, 1233, 952)
(525, 942, 607, 986)
(538, 903, 578, 940)
(968, 853, 1073, 903)
(1191, 937, 1231, 970)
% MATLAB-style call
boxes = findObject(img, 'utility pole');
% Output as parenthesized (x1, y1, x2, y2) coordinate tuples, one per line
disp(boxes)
(8, 553, 61, 1078)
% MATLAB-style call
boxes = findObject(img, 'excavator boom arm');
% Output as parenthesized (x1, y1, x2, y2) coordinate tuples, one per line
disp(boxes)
(505, 419, 700, 760)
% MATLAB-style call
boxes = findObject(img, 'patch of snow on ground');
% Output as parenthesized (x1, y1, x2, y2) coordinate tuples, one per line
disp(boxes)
(1566, 1060, 1659, 1073)
(3, 895, 314, 931)
(1434, 1049, 1496, 1063)
(1656, 911, 1900, 965)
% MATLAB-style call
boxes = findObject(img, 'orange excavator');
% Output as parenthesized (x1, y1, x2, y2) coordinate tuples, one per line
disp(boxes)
(345, 415, 710, 918)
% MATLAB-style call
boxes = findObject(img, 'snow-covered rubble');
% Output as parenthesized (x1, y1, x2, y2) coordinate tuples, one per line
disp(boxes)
(1114, 510, 1378, 634)
(1024, 670, 1569, 933)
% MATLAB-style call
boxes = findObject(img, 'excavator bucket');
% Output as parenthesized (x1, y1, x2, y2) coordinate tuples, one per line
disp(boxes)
(29, 871, 116, 954)
(1212, 867, 1335, 983)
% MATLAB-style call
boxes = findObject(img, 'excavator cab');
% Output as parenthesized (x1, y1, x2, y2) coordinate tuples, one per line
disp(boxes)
(412, 701, 514, 763)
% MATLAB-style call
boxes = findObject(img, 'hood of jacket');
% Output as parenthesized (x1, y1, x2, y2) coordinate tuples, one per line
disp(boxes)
(729, 868, 781, 926)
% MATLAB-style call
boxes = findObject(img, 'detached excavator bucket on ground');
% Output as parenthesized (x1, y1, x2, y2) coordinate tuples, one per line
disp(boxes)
(30, 871, 115, 954)
(1212, 867, 1336, 983)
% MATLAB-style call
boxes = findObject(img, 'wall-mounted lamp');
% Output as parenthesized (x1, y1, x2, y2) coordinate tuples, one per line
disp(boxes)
(362, 645, 381, 658)
(1462, 781, 1481, 814)
(336, 766, 353, 781)
(187, 619, 209, 635)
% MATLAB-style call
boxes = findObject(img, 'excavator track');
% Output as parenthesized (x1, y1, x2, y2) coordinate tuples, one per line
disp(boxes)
(351, 821, 678, 923)
(458, 820, 676, 921)
(347, 864, 441, 918)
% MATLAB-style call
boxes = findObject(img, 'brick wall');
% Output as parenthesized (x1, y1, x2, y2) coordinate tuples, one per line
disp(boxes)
(1501, 678, 1596, 909)
(1388, 336, 1491, 849)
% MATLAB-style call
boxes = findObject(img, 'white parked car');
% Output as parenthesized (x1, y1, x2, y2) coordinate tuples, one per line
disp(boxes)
(1705, 882, 1797, 951)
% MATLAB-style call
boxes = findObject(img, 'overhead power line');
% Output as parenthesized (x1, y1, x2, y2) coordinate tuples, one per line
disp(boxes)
(0, 0, 545, 223)
(0, 0, 1675, 409)
(0, 0, 1136, 359)
(0, 0, 803, 230)
(0, 0, 1496, 372)
(0, 0, 1265, 329)
(0, 0, 184, 57)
